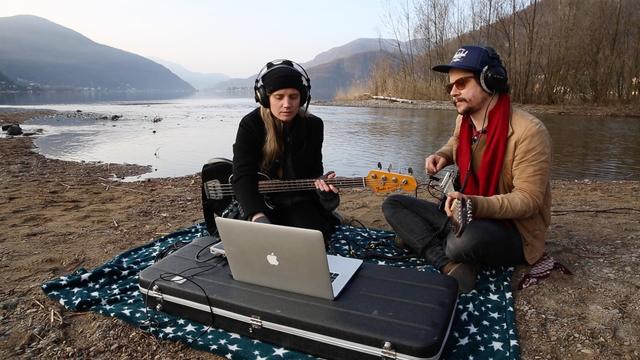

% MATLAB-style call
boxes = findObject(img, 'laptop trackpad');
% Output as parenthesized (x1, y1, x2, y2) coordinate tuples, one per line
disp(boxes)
(327, 255, 362, 297)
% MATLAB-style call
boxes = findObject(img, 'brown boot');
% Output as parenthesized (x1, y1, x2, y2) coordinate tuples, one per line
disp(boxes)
(393, 236, 406, 249)
(445, 262, 478, 294)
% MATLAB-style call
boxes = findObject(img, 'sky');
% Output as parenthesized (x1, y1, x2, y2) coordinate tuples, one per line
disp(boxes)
(0, 0, 392, 78)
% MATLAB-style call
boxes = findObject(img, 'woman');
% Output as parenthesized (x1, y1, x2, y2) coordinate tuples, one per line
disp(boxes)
(231, 59, 340, 241)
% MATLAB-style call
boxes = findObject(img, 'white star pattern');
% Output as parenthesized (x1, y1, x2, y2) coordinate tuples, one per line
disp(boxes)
(41, 224, 520, 360)
(272, 347, 288, 357)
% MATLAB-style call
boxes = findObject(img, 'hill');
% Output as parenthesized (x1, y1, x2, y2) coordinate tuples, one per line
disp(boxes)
(0, 15, 194, 92)
(307, 50, 394, 100)
(301, 38, 397, 69)
(0, 70, 25, 91)
(213, 38, 399, 100)
(151, 58, 229, 91)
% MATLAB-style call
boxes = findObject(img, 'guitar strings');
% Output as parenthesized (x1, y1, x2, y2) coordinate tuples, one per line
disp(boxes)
(209, 178, 410, 196)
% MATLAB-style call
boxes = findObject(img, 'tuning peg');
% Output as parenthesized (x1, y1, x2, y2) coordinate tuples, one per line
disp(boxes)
(408, 167, 413, 175)
(387, 164, 393, 172)
(377, 162, 382, 170)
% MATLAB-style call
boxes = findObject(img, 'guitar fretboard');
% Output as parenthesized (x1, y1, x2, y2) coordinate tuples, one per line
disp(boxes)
(257, 177, 367, 193)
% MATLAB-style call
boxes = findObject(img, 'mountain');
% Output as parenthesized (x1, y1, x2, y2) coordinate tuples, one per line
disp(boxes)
(307, 50, 394, 100)
(0, 70, 25, 91)
(211, 38, 401, 100)
(151, 58, 230, 90)
(302, 38, 397, 69)
(0, 15, 194, 92)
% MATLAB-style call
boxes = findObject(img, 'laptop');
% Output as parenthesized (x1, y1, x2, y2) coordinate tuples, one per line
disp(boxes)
(214, 217, 362, 300)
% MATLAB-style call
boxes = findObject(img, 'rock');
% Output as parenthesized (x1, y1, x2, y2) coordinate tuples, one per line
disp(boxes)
(111, 115, 122, 121)
(99, 116, 109, 120)
(152, 117, 162, 123)
(75, 110, 82, 113)
(6, 124, 23, 136)
(0, 298, 19, 310)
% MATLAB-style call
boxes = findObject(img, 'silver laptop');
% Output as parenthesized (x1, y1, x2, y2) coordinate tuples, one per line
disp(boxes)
(214, 217, 362, 300)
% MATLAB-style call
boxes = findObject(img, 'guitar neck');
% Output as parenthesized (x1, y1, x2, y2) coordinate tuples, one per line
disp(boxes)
(257, 177, 366, 194)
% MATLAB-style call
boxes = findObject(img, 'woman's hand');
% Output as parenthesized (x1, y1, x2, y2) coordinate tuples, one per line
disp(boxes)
(315, 171, 339, 194)
(251, 212, 271, 223)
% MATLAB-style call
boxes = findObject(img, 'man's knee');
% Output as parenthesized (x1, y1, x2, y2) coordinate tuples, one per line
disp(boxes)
(445, 234, 477, 262)
(381, 194, 406, 214)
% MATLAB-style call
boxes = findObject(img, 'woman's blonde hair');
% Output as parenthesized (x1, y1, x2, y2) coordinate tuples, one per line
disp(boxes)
(259, 107, 306, 172)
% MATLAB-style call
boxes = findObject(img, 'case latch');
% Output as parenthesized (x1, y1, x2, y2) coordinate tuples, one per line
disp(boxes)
(381, 341, 397, 359)
(149, 285, 164, 311)
(249, 315, 262, 333)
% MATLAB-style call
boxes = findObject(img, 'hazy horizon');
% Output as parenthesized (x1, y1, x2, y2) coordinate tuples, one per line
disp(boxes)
(0, 0, 391, 78)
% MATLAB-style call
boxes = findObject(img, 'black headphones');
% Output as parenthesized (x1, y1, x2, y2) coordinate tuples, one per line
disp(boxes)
(254, 59, 311, 109)
(479, 47, 509, 94)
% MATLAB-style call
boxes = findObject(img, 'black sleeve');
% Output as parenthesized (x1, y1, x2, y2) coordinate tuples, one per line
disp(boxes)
(310, 116, 340, 211)
(232, 111, 269, 217)
(310, 115, 325, 178)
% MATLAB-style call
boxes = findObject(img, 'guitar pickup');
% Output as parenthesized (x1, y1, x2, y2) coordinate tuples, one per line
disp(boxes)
(204, 180, 224, 200)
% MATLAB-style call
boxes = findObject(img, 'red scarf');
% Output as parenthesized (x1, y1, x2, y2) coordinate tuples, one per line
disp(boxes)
(456, 93, 511, 196)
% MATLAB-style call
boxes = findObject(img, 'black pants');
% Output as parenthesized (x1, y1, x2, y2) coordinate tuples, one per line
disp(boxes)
(382, 194, 526, 270)
(266, 199, 339, 242)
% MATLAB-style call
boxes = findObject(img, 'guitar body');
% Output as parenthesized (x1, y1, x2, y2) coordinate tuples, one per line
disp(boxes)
(201, 158, 276, 234)
(201, 158, 235, 234)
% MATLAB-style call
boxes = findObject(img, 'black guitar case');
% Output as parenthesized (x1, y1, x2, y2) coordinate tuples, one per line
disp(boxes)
(139, 236, 458, 360)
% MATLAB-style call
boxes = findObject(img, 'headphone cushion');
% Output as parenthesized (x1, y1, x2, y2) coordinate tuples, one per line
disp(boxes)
(481, 64, 508, 93)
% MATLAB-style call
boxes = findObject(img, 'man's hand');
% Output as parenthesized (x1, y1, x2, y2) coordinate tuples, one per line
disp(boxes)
(444, 191, 469, 217)
(425, 154, 448, 175)
(315, 171, 339, 194)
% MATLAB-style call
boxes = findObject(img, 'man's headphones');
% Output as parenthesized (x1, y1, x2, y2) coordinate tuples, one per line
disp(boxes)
(254, 59, 311, 109)
(479, 47, 509, 94)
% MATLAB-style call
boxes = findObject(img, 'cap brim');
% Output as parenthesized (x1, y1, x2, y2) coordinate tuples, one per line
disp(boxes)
(432, 64, 482, 73)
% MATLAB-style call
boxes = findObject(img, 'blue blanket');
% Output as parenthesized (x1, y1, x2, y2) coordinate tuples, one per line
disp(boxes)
(42, 224, 519, 359)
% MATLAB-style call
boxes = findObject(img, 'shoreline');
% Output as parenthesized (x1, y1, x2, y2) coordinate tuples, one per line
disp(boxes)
(1, 109, 639, 359)
(315, 98, 640, 118)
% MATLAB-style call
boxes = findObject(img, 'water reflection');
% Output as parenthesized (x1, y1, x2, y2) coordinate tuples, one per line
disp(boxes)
(0, 91, 196, 106)
(5, 96, 639, 181)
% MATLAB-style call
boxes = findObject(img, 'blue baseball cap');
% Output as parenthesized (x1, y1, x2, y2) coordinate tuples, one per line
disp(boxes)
(432, 45, 493, 73)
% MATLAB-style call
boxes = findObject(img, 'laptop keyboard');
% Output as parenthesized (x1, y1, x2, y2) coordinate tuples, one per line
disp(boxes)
(329, 272, 339, 282)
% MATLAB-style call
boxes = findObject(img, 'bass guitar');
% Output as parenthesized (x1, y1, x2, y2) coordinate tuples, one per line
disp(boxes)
(201, 158, 417, 233)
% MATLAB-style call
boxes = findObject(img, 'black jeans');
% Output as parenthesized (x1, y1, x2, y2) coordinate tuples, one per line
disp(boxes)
(266, 199, 339, 243)
(382, 194, 526, 270)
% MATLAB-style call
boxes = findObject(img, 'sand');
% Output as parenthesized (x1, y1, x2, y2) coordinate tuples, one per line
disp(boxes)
(1, 109, 638, 359)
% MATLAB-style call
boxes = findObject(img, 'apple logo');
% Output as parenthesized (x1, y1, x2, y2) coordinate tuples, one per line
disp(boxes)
(266, 252, 279, 266)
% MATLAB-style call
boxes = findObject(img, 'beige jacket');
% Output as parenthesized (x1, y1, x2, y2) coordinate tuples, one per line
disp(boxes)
(436, 108, 552, 264)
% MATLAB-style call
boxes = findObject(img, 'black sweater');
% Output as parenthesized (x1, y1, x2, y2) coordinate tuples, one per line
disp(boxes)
(231, 108, 338, 217)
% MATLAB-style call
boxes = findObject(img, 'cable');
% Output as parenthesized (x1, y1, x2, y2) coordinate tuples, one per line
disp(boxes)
(551, 207, 640, 216)
(330, 219, 415, 261)
(142, 260, 227, 341)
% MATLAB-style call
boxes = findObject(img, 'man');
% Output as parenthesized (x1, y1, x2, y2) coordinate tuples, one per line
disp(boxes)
(382, 45, 552, 293)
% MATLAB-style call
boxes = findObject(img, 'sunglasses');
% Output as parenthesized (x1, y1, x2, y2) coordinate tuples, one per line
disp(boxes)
(445, 75, 476, 93)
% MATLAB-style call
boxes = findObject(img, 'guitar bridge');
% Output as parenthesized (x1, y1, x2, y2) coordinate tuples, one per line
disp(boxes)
(204, 180, 224, 200)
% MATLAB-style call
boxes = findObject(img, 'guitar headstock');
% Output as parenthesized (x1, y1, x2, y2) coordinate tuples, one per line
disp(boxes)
(365, 170, 417, 193)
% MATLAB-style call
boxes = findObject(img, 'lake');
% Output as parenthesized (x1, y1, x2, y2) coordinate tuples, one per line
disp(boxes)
(2, 96, 639, 181)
